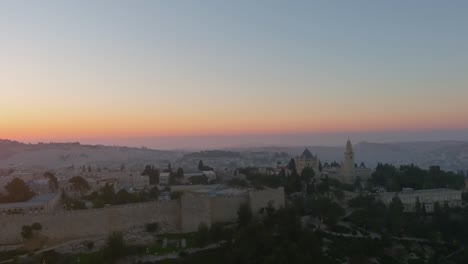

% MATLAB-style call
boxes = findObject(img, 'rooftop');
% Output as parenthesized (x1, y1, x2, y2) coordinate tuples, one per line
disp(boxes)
(379, 188, 462, 197)
(172, 184, 248, 197)
(0, 193, 58, 209)
(300, 148, 315, 159)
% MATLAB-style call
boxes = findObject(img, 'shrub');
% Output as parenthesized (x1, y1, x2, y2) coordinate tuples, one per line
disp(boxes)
(145, 222, 160, 233)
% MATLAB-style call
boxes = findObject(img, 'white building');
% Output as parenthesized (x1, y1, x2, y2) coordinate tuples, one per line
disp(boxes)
(202, 171, 217, 182)
(378, 188, 462, 212)
(159, 172, 170, 186)
(115, 172, 149, 190)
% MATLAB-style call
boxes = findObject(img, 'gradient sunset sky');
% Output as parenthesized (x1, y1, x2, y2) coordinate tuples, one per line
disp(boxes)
(1, 1, 468, 148)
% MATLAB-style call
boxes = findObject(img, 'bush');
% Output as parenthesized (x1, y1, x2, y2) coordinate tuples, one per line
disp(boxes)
(194, 223, 210, 247)
(145, 222, 160, 233)
(40, 250, 59, 264)
(31, 222, 42, 230)
(103, 232, 127, 261)
(170, 191, 184, 200)
(21, 225, 33, 239)
(84, 241, 94, 250)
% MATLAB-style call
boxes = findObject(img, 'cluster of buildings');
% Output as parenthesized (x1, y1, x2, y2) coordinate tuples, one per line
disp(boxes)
(0, 138, 465, 223)
(378, 188, 463, 212)
(293, 140, 464, 212)
(0, 168, 153, 215)
(159, 170, 217, 186)
(0, 192, 61, 215)
(295, 139, 373, 183)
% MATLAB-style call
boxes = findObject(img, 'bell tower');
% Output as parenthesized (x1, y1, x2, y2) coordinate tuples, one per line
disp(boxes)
(342, 138, 355, 178)
(345, 139, 354, 161)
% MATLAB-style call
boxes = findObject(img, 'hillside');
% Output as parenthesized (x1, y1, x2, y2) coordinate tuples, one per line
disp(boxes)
(0, 139, 178, 169)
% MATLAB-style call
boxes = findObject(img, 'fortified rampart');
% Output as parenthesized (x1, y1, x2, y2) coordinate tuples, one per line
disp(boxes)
(0, 188, 284, 245)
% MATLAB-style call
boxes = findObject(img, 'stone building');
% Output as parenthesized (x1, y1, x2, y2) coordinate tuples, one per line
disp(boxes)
(295, 149, 320, 175)
(0, 192, 61, 215)
(321, 139, 373, 183)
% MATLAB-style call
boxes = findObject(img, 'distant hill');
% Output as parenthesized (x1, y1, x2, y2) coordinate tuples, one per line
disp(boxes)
(0, 139, 178, 169)
(1, 139, 467, 172)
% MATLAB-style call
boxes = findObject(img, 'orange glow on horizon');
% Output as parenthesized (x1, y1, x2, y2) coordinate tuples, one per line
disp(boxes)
(2, 115, 467, 142)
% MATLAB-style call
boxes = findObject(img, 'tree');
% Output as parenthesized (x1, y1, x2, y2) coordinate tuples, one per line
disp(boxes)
(353, 177, 362, 191)
(415, 197, 422, 215)
(318, 161, 323, 172)
(197, 160, 213, 171)
(21, 225, 33, 239)
(387, 196, 404, 235)
(141, 165, 160, 185)
(285, 173, 302, 194)
(333, 189, 345, 201)
(316, 179, 330, 194)
(300, 167, 315, 184)
(69, 176, 90, 195)
(115, 189, 134, 204)
(170, 191, 184, 200)
(148, 186, 160, 199)
(20, 222, 42, 240)
(2, 178, 35, 203)
(40, 250, 59, 264)
(237, 203, 253, 228)
(177, 167, 184, 178)
(189, 175, 208, 185)
(103, 232, 127, 261)
(145, 222, 160, 233)
(305, 197, 344, 227)
(84, 241, 95, 250)
(44, 172, 59, 192)
(31, 222, 42, 231)
(288, 158, 297, 174)
(194, 223, 210, 247)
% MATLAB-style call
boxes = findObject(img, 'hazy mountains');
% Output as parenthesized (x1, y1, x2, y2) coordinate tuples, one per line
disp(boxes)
(0, 139, 177, 169)
(0, 139, 467, 172)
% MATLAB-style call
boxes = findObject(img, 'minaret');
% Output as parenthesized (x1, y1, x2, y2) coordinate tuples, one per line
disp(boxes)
(342, 138, 355, 178)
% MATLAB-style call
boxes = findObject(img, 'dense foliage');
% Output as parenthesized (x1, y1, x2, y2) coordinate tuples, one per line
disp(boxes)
(69, 176, 91, 195)
(370, 164, 465, 191)
(141, 165, 160, 185)
(0, 178, 35, 203)
(83, 184, 160, 208)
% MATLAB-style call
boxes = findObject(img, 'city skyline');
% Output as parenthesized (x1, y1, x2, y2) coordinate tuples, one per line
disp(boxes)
(1, 1, 468, 147)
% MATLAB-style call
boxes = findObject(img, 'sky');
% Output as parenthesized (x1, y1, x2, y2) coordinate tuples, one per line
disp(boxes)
(1, 1, 468, 149)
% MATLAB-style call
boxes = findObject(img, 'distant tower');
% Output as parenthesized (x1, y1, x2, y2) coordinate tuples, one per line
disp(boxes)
(342, 139, 355, 179)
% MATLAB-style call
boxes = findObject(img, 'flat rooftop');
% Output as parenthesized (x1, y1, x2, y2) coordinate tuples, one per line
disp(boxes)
(171, 184, 249, 197)
(379, 188, 462, 197)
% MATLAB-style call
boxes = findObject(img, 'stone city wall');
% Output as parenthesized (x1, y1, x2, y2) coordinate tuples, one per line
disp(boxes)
(0, 188, 285, 246)
(0, 201, 180, 245)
